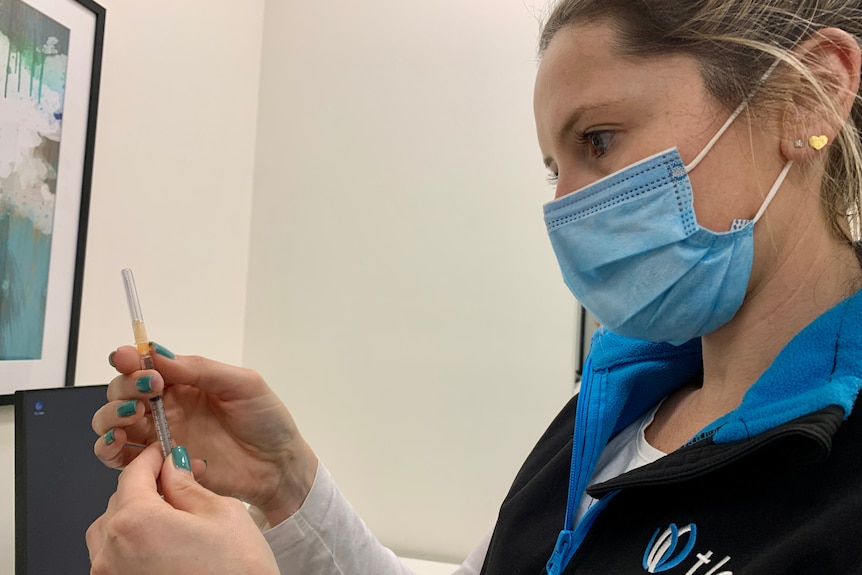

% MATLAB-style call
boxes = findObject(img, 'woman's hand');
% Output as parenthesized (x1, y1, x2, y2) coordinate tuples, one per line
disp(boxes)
(87, 443, 280, 575)
(92, 344, 317, 525)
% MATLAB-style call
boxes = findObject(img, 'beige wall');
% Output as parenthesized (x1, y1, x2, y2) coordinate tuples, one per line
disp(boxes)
(244, 0, 575, 563)
(0, 0, 577, 569)
(0, 0, 264, 569)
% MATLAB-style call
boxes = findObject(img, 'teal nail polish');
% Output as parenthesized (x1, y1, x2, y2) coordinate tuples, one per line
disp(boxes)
(104, 429, 115, 445)
(172, 445, 191, 472)
(117, 400, 137, 417)
(135, 374, 153, 393)
(150, 341, 175, 360)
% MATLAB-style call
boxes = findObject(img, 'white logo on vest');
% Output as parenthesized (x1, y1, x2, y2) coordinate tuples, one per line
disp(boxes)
(642, 523, 732, 574)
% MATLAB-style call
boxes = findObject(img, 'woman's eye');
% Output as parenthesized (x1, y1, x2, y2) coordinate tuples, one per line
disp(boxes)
(581, 130, 615, 158)
(546, 172, 559, 187)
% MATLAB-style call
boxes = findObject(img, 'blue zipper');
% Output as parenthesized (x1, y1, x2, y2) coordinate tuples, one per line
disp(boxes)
(546, 354, 613, 575)
(546, 491, 618, 575)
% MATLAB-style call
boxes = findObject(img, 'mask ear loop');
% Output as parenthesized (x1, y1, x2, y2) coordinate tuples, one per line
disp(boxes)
(684, 60, 782, 173)
(685, 99, 749, 172)
(751, 160, 793, 224)
(681, 59, 788, 230)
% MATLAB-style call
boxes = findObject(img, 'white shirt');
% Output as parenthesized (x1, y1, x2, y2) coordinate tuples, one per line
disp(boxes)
(576, 400, 665, 521)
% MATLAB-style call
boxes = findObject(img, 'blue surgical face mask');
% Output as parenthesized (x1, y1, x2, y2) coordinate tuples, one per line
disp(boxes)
(543, 99, 793, 345)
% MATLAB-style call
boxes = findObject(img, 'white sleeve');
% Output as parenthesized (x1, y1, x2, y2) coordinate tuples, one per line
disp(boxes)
(451, 528, 492, 575)
(262, 461, 490, 575)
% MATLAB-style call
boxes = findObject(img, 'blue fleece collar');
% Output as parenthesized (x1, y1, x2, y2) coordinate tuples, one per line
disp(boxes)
(589, 286, 862, 445)
(708, 288, 862, 443)
(586, 331, 702, 437)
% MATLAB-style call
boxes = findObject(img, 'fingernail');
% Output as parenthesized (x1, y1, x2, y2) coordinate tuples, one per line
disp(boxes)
(150, 341, 175, 360)
(108, 351, 116, 367)
(172, 445, 192, 472)
(104, 429, 115, 445)
(116, 400, 137, 417)
(135, 374, 153, 393)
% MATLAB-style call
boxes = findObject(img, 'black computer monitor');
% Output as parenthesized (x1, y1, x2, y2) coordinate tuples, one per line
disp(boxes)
(15, 385, 119, 575)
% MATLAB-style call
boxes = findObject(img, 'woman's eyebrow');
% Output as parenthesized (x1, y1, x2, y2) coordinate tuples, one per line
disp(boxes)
(543, 100, 624, 168)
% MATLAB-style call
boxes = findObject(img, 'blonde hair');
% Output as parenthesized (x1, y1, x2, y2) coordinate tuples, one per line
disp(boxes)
(540, 0, 862, 244)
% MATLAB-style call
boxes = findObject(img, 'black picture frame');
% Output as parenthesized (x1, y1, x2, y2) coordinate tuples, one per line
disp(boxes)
(0, 0, 105, 405)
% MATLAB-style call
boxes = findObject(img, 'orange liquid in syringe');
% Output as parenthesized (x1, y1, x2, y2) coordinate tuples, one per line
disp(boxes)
(133, 320, 154, 369)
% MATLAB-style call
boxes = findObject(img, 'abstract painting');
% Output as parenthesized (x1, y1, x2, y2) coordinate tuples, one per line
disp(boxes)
(0, 0, 104, 401)
(0, 0, 70, 360)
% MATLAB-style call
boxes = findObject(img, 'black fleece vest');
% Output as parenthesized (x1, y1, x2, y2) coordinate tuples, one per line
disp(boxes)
(480, 395, 862, 575)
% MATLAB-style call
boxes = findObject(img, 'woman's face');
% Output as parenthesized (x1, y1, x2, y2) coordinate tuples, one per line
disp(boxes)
(534, 20, 786, 233)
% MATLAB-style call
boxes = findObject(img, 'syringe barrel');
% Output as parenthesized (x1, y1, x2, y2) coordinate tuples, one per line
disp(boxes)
(149, 395, 174, 458)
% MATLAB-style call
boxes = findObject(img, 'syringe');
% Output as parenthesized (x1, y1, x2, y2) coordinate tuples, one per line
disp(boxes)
(121, 268, 174, 458)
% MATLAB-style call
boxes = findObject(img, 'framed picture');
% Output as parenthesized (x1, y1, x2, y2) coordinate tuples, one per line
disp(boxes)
(0, 0, 105, 404)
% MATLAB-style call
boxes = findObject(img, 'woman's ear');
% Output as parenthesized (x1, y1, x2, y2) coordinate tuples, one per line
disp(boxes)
(780, 27, 861, 162)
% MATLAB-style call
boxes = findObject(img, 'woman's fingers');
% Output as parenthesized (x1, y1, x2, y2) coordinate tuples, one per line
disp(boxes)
(158, 446, 222, 514)
(108, 342, 266, 402)
(115, 443, 165, 499)
(105, 369, 165, 403)
(92, 398, 154, 470)
(86, 444, 164, 561)
(92, 398, 150, 435)
(93, 426, 130, 469)
(87, 442, 280, 575)
(150, 349, 271, 401)
(107, 346, 147, 375)
(92, 426, 154, 470)
(93, 424, 209, 476)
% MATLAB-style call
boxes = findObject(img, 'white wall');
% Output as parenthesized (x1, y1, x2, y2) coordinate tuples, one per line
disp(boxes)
(0, 0, 265, 570)
(244, 0, 575, 564)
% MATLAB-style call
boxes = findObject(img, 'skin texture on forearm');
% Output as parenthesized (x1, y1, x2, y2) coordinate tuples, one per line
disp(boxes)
(257, 441, 320, 527)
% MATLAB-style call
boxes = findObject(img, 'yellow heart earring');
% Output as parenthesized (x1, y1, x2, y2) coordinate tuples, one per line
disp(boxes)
(808, 135, 828, 151)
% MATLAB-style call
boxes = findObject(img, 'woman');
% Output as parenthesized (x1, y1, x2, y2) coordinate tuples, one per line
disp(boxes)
(87, 1, 862, 573)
